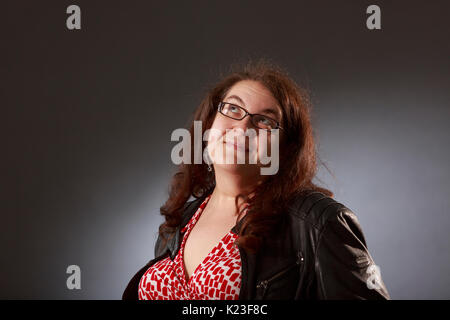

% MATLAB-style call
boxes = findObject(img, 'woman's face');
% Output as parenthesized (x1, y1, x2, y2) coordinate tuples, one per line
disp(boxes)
(206, 80, 282, 176)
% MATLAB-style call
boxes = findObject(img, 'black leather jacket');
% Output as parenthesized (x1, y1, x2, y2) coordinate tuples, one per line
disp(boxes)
(122, 190, 390, 300)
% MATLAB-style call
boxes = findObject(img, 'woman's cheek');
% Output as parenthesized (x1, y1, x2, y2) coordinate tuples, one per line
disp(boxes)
(256, 130, 278, 167)
(206, 128, 227, 163)
(255, 134, 266, 166)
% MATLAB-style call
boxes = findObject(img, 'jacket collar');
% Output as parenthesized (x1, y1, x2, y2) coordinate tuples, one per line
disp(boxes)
(166, 192, 209, 259)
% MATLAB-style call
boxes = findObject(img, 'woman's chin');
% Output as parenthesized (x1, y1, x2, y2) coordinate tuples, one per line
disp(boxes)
(213, 162, 262, 175)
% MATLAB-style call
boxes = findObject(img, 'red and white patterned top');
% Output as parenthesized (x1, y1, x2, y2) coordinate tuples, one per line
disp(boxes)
(138, 195, 244, 300)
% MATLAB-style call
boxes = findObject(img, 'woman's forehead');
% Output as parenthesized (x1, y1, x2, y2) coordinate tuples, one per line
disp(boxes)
(224, 80, 282, 118)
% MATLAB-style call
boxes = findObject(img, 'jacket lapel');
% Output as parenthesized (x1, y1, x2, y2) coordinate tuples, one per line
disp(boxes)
(166, 193, 210, 259)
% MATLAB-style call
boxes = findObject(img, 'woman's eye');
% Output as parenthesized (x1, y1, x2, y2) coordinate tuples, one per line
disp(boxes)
(255, 116, 277, 129)
(230, 106, 239, 113)
(258, 117, 270, 125)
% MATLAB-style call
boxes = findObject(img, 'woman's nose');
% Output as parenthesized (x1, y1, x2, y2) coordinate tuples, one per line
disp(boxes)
(230, 115, 255, 131)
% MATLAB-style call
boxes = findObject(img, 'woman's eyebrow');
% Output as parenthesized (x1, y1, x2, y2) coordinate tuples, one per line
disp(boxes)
(225, 94, 280, 118)
(260, 108, 280, 118)
(225, 94, 245, 106)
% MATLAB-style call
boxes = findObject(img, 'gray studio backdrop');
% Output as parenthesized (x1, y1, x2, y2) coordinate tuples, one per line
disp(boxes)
(2, 1, 449, 299)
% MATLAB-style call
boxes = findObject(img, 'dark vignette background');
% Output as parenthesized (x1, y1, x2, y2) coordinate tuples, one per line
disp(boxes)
(1, 0, 449, 299)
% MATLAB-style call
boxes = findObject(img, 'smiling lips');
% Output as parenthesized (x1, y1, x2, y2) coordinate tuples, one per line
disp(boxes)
(224, 140, 249, 151)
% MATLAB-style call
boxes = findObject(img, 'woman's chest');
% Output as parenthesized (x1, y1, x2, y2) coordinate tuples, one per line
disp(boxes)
(183, 215, 237, 279)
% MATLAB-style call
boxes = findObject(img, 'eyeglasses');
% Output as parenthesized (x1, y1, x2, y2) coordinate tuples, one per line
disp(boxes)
(217, 102, 283, 130)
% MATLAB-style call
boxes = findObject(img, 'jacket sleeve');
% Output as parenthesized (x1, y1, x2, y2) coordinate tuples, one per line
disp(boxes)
(314, 208, 390, 300)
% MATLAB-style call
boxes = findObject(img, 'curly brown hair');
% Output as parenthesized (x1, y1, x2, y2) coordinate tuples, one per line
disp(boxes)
(158, 59, 333, 254)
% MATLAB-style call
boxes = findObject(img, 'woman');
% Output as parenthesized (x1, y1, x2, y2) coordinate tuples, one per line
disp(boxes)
(122, 60, 390, 300)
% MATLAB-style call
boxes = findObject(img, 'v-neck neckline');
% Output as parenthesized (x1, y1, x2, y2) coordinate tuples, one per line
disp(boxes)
(183, 230, 234, 284)
(179, 195, 235, 285)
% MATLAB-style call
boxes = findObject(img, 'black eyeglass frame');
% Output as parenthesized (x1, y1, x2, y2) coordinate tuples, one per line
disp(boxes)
(217, 102, 283, 130)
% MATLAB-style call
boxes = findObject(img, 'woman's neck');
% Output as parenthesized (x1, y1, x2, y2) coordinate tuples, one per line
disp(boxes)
(207, 168, 260, 217)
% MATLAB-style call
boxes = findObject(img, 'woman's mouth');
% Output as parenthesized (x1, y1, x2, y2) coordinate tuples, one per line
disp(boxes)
(224, 140, 249, 152)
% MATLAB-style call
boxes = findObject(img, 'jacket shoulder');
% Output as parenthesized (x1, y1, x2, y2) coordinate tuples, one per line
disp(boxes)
(287, 191, 390, 299)
(123, 194, 210, 300)
(154, 195, 207, 258)
(286, 190, 353, 231)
